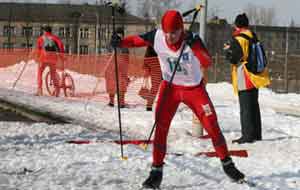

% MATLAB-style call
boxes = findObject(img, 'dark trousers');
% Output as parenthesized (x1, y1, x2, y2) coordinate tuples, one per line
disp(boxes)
(238, 88, 262, 140)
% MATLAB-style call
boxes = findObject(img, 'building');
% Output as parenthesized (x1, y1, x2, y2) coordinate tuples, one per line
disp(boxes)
(206, 19, 300, 55)
(0, 2, 154, 54)
(2, 3, 300, 58)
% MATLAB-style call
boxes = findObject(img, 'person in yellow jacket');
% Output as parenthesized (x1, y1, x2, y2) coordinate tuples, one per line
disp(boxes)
(224, 13, 270, 144)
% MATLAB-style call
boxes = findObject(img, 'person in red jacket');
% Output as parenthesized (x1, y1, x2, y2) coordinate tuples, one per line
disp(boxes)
(35, 26, 64, 96)
(142, 46, 162, 111)
(105, 27, 129, 108)
(111, 10, 245, 189)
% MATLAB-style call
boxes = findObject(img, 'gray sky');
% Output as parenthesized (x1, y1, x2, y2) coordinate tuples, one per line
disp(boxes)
(1, 0, 299, 26)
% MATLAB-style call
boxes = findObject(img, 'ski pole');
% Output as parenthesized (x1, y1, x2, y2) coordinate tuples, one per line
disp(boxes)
(12, 49, 31, 89)
(110, 1, 127, 160)
(182, 4, 204, 17)
(12, 61, 28, 89)
(141, 7, 203, 151)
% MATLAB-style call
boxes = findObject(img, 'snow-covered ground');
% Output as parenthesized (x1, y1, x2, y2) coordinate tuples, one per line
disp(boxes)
(0, 61, 300, 189)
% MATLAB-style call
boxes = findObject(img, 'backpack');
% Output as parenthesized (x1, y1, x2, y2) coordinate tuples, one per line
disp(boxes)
(43, 35, 59, 52)
(237, 33, 267, 74)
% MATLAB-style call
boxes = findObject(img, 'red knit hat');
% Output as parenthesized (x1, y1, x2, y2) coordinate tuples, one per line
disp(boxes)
(161, 10, 184, 33)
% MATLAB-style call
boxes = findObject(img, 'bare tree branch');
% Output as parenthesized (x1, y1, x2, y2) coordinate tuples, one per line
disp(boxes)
(243, 3, 276, 26)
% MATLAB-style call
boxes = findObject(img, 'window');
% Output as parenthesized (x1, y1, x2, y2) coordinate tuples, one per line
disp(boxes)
(3, 43, 14, 48)
(281, 40, 286, 49)
(80, 45, 88, 54)
(65, 27, 71, 38)
(3, 25, 15, 36)
(65, 44, 70, 53)
(296, 33, 300, 49)
(22, 27, 33, 37)
(32, 27, 40, 37)
(297, 33, 300, 41)
(39, 27, 44, 36)
(289, 33, 296, 41)
(296, 38, 300, 49)
(275, 32, 283, 39)
(21, 43, 33, 48)
(58, 27, 65, 37)
(80, 28, 89, 39)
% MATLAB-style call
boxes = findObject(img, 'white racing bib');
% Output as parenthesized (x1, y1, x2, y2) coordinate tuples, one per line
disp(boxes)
(153, 29, 203, 86)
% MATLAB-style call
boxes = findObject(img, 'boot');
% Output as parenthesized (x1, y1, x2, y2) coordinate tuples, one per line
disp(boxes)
(232, 137, 254, 144)
(142, 165, 163, 189)
(221, 157, 245, 182)
(35, 88, 43, 96)
(107, 102, 114, 107)
(108, 94, 115, 107)
(146, 101, 153, 111)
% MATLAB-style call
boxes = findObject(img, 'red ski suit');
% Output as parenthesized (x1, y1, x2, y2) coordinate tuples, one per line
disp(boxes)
(120, 30, 229, 166)
(36, 32, 64, 95)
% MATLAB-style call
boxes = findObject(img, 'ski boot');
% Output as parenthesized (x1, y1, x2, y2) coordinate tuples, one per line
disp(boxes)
(221, 157, 245, 182)
(142, 165, 163, 189)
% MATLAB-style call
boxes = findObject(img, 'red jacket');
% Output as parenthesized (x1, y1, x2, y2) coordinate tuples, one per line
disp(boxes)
(120, 30, 212, 69)
(36, 32, 64, 64)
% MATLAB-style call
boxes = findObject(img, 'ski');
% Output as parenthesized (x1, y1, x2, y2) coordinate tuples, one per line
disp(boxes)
(66, 139, 153, 145)
(168, 149, 248, 158)
(233, 178, 256, 187)
(237, 178, 256, 187)
(139, 187, 160, 190)
(139, 188, 161, 190)
(195, 150, 248, 157)
(138, 178, 255, 190)
(1, 167, 44, 176)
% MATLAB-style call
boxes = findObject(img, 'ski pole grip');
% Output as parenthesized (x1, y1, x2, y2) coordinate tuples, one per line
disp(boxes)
(140, 143, 148, 150)
(182, 5, 204, 17)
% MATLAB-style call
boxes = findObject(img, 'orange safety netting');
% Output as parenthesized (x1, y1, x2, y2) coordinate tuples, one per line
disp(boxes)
(0, 48, 162, 109)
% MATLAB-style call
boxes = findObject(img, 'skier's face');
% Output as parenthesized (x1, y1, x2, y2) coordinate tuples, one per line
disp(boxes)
(164, 29, 183, 45)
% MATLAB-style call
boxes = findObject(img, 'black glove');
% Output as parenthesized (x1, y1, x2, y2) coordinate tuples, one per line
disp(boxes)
(110, 32, 121, 48)
(224, 44, 233, 61)
(185, 31, 194, 46)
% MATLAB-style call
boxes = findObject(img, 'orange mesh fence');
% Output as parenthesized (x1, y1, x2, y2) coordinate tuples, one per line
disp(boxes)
(0, 48, 31, 68)
(0, 48, 162, 109)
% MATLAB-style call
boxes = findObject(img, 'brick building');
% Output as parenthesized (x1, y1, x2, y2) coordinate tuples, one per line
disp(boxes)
(206, 19, 300, 55)
(0, 2, 154, 54)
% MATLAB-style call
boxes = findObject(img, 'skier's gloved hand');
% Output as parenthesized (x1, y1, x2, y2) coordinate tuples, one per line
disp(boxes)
(185, 31, 194, 46)
(110, 32, 121, 48)
(224, 45, 233, 61)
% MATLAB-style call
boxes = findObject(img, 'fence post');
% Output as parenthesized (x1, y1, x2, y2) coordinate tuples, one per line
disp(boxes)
(284, 27, 289, 92)
(214, 52, 218, 82)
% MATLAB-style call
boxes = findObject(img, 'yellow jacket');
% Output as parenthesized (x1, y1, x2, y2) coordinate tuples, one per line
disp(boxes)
(231, 29, 270, 94)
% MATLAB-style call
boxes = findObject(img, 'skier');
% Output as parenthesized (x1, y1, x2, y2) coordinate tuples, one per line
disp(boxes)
(111, 10, 245, 189)
(35, 26, 64, 96)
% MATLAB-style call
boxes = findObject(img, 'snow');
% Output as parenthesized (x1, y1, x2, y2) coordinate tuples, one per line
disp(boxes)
(0, 61, 300, 189)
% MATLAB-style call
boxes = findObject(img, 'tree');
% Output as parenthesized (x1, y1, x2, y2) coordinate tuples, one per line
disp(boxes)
(243, 3, 276, 26)
(136, 0, 185, 23)
(289, 18, 297, 27)
(57, 0, 73, 4)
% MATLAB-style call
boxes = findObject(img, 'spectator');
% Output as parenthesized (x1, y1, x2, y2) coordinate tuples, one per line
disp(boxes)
(224, 13, 270, 144)
(141, 46, 162, 111)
